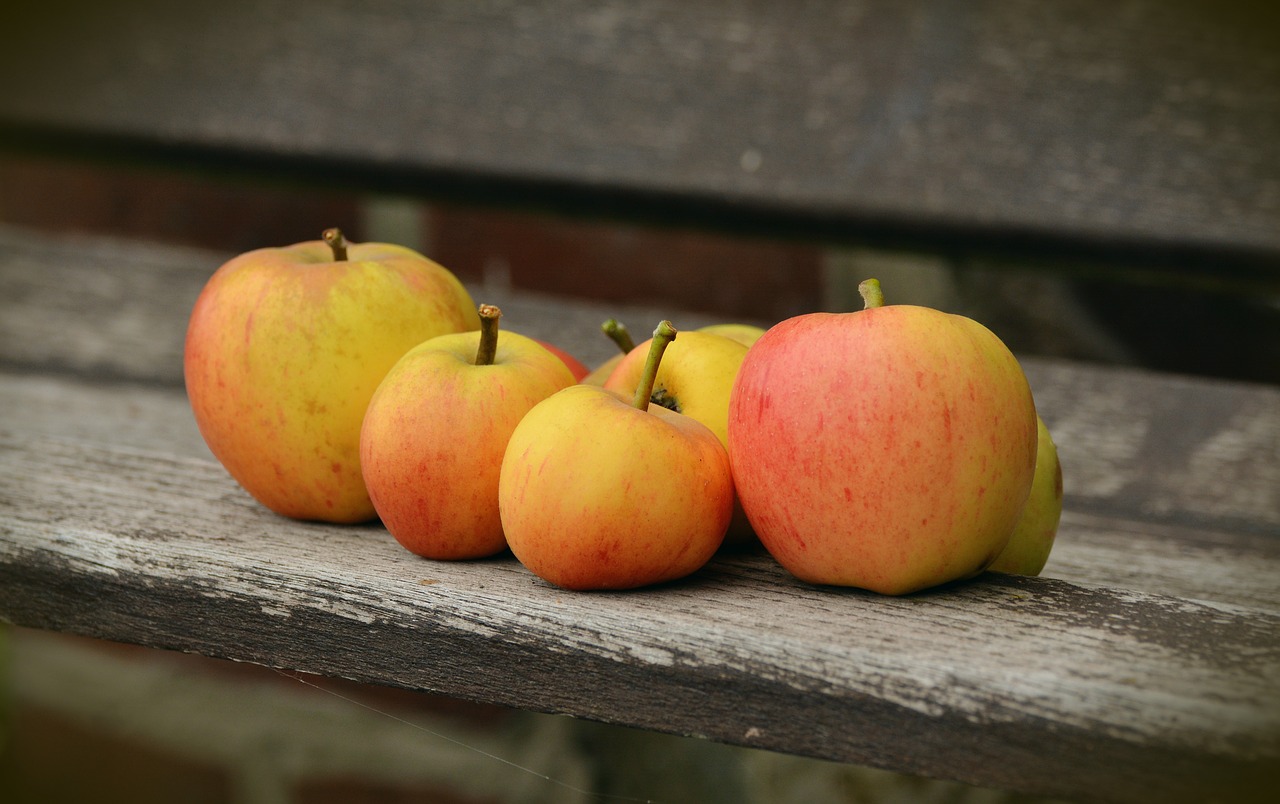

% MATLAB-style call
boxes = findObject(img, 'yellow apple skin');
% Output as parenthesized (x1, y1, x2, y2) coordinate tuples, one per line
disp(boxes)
(602, 331, 748, 447)
(184, 238, 480, 523)
(603, 330, 754, 544)
(499, 385, 733, 590)
(697, 323, 766, 348)
(988, 417, 1063, 576)
(727, 305, 1038, 595)
(361, 330, 574, 559)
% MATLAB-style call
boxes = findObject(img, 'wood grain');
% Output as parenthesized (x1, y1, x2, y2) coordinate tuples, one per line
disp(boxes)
(1, 427, 1276, 802)
(4, 1, 1277, 269)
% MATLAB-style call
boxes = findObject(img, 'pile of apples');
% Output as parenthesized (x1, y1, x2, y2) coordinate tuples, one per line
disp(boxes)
(185, 230, 1062, 595)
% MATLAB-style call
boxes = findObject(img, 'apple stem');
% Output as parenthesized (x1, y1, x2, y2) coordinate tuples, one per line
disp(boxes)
(322, 228, 349, 261)
(858, 278, 885, 309)
(632, 321, 677, 411)
(475, 304, 502, 366)
(601, 319, 636, 354)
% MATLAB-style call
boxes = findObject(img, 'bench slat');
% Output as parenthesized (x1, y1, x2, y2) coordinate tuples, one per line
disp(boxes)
(1, 426, 1276, 803)
(5, 1, 1278, 267)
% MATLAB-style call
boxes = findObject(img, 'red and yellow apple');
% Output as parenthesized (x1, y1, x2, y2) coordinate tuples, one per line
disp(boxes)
(361, 305, 575, 559)
(536, 339, 590, 381)
(184, 228, 480, 523)
(603, 328, 755, 544)
(499, 322, 734, 590)
(988, 416, 1063, 576)
(727, 279, 1038, 594)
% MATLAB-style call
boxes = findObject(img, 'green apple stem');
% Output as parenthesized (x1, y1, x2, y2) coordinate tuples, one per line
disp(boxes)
(601, 319, 636, 354)
(632, 321, 677, 411)
(475, 304, 502, 366)
(322, 228, 349, 261)
(858, 278, 885, 309)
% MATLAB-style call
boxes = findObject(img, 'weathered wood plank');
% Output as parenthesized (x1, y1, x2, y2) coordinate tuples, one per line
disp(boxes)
(4, 1, 1278, 269)
(1, 427, 1276, 802)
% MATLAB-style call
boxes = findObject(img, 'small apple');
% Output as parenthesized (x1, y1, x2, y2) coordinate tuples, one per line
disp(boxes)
(580, 318, 635, 385)
(361, 305, 575, 559)
(185, 228, 480, 523)
(603, 328, 755, 545)
(697, 323, 766, 348)
(499, 322, 734, 590)
(988, 416, 1063, 576)
(727, 278, 1038, 595)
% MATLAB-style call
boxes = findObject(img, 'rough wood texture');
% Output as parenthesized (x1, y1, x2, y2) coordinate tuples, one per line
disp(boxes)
(4, 1, 1278, 272)
(2, 423, 1277, 803)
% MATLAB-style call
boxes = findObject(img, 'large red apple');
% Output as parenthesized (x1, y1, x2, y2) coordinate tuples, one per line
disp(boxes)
(727, 279, 1038, 594)
(184, 228, 480, 523)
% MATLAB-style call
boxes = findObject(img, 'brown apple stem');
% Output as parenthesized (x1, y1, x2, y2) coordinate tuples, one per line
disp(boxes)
(475, 304, 502, 366)
(632, 321, 677, 411)
(322, 228, 349, 261)
(601, 319, 636, 354)
(858, 278, 885, 309)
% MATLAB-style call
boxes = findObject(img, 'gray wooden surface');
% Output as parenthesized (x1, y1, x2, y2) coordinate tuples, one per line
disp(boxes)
(5, 0, 1278, 273)
(1, 225, 1277, 802)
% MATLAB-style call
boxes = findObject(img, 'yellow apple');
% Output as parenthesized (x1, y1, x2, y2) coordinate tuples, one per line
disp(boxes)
(361, 305, 575, 559)
(184, 228, 480, 523)
(988, 417, 1063, 576)
(697, 323, 766, 348)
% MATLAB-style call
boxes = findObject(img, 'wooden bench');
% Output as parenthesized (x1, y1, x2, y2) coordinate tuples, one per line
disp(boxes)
(3, 2, 1278, 802)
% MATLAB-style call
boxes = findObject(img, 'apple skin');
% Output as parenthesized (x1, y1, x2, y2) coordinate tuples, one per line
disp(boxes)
(726, 305, 1038, 595)
(499, 384, 734, 590)
(535, 339, 590, 381)
(184, 236, 480, 523)
(361, 328, 575, 559)
(603, 330, 755, 544)
(603, 331, 748, 447)
(698, 323, 766, 348)
(988, 417, 1063, 576)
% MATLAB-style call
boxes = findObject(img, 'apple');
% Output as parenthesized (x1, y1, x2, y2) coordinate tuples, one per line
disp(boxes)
(361, 305, 575, 559)
(602, 330, 748, 447)
(697, 323, 766, 348)
(499, 322, 734, 590)
(536, 339, 590, 381)
(184, 228, 480, 523)
(580, 318, 635, 385)
(727, 278, 1038, 595)
(988, 416, 1063, 576)
(602, 328, 755, 544)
